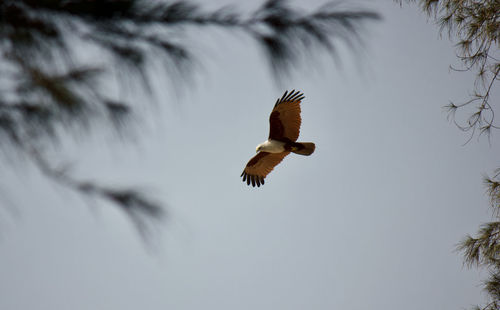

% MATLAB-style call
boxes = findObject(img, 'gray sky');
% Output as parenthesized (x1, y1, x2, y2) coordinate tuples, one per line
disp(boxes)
(1, 1, 498, 309)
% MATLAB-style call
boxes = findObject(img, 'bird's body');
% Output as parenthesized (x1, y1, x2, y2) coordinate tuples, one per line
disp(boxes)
(256, 139, 286, 153)
(241, 90, 315, 187)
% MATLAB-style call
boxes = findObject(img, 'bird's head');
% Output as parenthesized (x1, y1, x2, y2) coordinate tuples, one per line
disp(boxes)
(256, 142, 265, 153)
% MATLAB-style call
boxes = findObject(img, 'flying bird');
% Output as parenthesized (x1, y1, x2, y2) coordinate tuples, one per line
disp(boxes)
(241, 90, 315, 187)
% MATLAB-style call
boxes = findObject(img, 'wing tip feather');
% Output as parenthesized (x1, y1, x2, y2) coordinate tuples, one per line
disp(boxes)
(275, 90, 305, 106)
(241, 172, 266, 188)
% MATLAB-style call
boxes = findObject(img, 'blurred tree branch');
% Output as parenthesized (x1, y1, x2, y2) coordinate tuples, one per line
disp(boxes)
(0, 0, 379, 236)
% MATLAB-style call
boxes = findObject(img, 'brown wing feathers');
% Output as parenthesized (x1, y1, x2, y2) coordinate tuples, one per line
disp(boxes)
(241, 152, 290, 187)
(269, 90, 303, 142)
(241, 152, 268, 187)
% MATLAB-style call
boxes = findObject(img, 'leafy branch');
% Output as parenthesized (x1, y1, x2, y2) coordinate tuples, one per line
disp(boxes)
(398, 0, 500, 141)
(456, 170, 500, 310)
(29, 146, 164, 240)
(0, 0, 379, 233)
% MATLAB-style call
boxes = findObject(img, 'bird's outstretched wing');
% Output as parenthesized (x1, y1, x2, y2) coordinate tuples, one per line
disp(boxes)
(268, 90, 304, 142)
(241, 151, 290, 187)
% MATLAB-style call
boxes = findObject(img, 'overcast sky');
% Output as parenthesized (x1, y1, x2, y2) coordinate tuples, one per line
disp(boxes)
(1, 1, 499, 310)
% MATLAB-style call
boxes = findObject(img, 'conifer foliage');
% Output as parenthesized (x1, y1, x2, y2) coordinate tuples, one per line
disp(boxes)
(0, 0, 379, 235)
(399, 1, 499, 309)
(400, 0, 499, 140)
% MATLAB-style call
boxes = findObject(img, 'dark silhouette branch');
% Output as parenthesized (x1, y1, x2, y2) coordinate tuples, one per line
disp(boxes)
(28, 146, 164, 240)
(0, 0, 380, 235)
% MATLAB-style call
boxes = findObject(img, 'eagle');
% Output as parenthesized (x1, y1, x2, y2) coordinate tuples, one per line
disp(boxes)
(241, 90, 315, 187)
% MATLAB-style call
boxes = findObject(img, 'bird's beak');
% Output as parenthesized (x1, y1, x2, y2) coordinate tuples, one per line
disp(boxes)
(256, 148, 259, 153)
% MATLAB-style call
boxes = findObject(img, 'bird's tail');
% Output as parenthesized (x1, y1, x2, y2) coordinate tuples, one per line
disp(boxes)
(291, 142, 315, 156)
